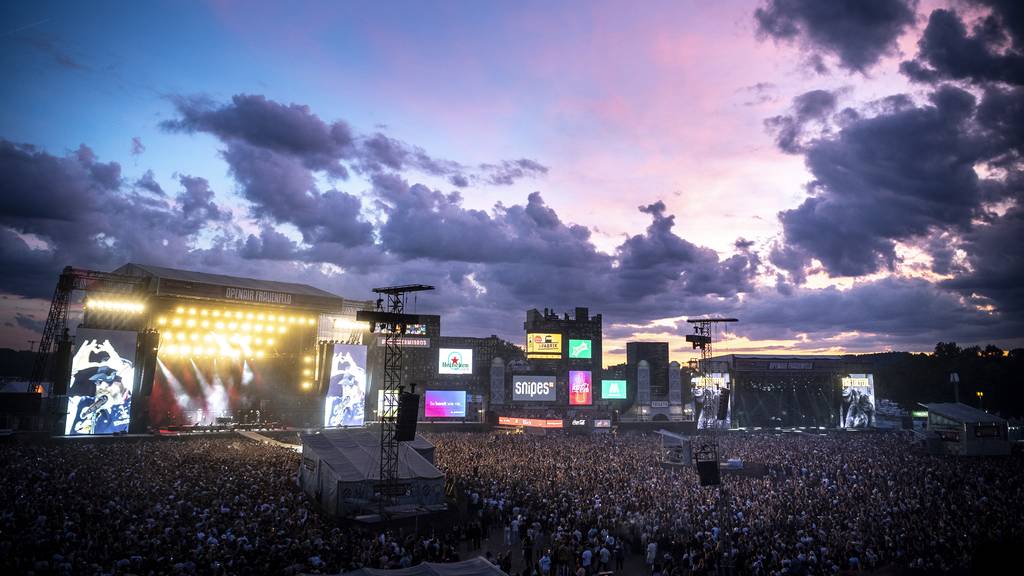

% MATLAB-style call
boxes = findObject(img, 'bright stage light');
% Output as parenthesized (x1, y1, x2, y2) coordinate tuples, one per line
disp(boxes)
(278, 326, 286, 334)
(301, 381, 312, 390)
(212, 310, 221, 318)
(172, 318, 182, 326)
(157, 317, 167, 325)
(255, 350, 264, 358)
(188, 307, 197, 315)
(303, 369, 311, 376)
(200, 320, 209, 329)
(85, 298, 146, 313)
(186, 319, 196, 328)
(303, 356, 312, 363)
(200, 309, 208, 316)
(266, 338, 274, 346)
(254, 324, 263, 332)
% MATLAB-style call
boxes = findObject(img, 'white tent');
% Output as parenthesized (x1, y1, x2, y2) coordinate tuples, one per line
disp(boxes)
(298, 429, 445, 517)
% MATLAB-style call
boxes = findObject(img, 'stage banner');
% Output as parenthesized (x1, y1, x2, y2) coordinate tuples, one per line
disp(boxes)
(66, 328, 138, 435)
(841, 374, 875, 428)
(324, 344, 368, 427)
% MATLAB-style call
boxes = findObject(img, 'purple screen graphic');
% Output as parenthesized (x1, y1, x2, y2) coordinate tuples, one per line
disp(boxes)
(424, 390, 466, 418)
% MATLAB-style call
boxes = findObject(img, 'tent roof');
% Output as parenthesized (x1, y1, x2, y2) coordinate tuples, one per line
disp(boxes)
(301, 429, 443, 482)
(919, 402, 1005, 424)
(338, 558, 506, 576)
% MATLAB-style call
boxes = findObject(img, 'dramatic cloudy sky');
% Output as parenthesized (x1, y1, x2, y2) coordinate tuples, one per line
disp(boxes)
(1, 0, 1021, 364)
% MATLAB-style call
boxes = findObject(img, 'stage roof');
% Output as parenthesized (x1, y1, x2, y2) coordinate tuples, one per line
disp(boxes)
(113, 263, 373, 311)
(920, 402, 1005, 424)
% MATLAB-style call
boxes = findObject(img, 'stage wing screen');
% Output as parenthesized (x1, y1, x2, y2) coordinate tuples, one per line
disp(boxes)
(65, 328, 138, 436)
(424, 390, 466, 418)
(512, 375, 557, 401)
(438, 348, 473, 374)
(569, 370, 593, 405)
(841, 374, 875, 428)
(324, 344, 368, 427)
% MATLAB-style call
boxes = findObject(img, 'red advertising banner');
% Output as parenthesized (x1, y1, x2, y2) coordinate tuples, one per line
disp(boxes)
(498, 416, 564, 428)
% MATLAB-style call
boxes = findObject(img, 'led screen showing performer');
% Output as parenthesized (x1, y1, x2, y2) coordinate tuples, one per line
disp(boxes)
(692, 373, 730, 430)
(324, 344, 367, 427)
(65, 329, 138, 436)
(841, 374, 875, 428)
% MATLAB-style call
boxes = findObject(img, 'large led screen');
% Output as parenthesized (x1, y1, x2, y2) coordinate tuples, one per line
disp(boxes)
(425, 390, 466, 418)
(438, 348, 473, 374)
(601, 379, 627, 400)
(693, 373, 730, 430)
(324, 344, 367, 427)
(65, 328, 138, 435)
(568, 339, 592, 359)
(527, 333, 562, 359)
(568, 370, 593, 405)
(841, 374, 875, 428)
(512, 375, 557, 401)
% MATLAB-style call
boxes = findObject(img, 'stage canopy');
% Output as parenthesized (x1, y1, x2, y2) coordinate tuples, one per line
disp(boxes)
(298, 428, 445, 518)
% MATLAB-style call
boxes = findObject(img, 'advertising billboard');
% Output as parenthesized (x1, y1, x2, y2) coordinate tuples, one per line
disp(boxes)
(527, 333, 562, 359)
(568, 370, 593, 405)
(594, 419, 612, 428)
(601, 379, 628, 400)
(439, 348, 473, 374)
(512, 375, 557, 401)
(65, 328, 138, 436)
(568, 339, 592, 359)
(498, 416, 563, 428)
(324, 344, 368, 427)
(841, 374, 875, 428)
(425, 390, 467, 418)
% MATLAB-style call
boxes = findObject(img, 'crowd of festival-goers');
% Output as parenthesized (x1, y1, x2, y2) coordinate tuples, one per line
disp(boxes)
(1, 430, 1021, 575)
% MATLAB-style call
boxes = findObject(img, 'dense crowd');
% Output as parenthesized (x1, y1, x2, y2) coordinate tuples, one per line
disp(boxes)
(431, 431, 1024, 575)
(1, 431, 1020, 575)
(0, 438, 464, 575)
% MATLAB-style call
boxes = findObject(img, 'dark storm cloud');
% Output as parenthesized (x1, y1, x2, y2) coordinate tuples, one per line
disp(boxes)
(0, 139, 233, 297)
(764, 89, 838, 153)
(374, 174, 603, 267)
(162, 94, 355, 178)
(734, 276, 1022, 346)
(942, 204, 1024, 318)
(135, 169, 164, 196)
(163, 93, 549, 188)
(480, 159, 549, 186)
(219, 142, 374, 247)
(900, 6, 1024, 86)
(754, 0, 918, 73)
(773, 86, 990, 279)
(615, 202, 758, 300)
(14, 313, 43, 333)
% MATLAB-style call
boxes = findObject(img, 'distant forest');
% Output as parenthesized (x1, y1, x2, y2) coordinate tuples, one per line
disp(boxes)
(1, 342, 1021, 417)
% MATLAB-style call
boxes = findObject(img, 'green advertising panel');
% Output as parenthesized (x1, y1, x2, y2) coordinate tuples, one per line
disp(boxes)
(601, 379, 627, 399)
(568, 339, 592, 359)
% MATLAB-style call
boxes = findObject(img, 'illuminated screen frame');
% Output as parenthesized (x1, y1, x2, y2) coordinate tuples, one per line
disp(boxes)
(568, 370, 593, 405)
(438, 348, 473, 375)
(568, 339, 592, 359)
(601, 379, 628, 399)
(324, 344, 368, 427)
(526, 333, 562, 359)
(424, 390, 467, 418)
(512, 375, 557, 401)
(65, 328, 138, 436)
